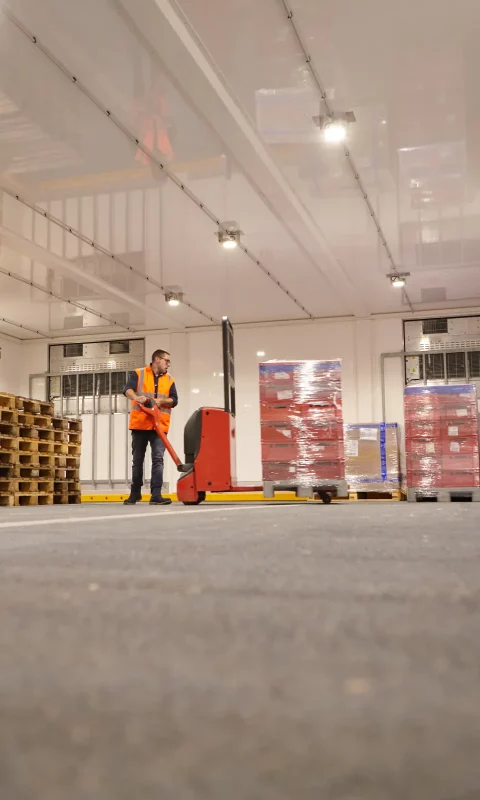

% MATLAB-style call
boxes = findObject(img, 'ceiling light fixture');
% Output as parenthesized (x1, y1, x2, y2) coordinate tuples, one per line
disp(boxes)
(165, 291, 182, 307)
(256, 351, 266, 357)
(217, 223, 242, 250)
(387, 272, 410, 288)
(313, 111, 356, 144)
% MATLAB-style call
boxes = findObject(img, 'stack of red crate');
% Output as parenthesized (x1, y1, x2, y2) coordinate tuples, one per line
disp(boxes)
(405, 385, 480, 489)
(259, 360, 344, 485)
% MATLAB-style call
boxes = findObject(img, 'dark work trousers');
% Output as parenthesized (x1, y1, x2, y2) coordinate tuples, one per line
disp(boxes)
(130, 429, 166, 498)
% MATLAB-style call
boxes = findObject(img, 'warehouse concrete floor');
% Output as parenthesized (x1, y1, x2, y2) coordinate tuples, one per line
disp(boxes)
(1, 502, 480, 800)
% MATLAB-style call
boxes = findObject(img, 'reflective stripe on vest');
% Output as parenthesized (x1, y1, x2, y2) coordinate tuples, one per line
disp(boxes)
(133, 369, 171, 414)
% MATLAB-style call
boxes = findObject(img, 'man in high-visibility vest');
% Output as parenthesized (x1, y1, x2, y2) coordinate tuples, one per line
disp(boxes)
(123, 349, 178, 506)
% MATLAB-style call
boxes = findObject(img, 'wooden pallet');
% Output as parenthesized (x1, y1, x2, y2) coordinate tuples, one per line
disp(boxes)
(52, 417, 69, 431)
(68, 444, 81, 457)
(348, 490, 406, 502)
(0, 422, 19, 437)
(19, 426, 39, 440)
(0, 450, 16, 465)
(68, 419, 82, 432)
(15, 398, 53, 417)
(14, 493, 54, 507)
(17, 453, 40, 467)
(36, 428, 54, 441)
(53, 442, 69, 456)
(0, 465, 14, 478)
(67, 432, 82, 445)
(54, 467, 79, 479)
(53, 493, 81, 505)
(0, 408, 18, 423)
(0, 435, 19, 452)
(14, 466, 54, 479)
(0, 478, 14, 493)
(0, 492, 54, 507)
(0, 392, 15, 410)
(16, 480, 54, 494)
(17, 412, 36, 427)
(55, 480, 81, 492)
(18, 439, 39, 453)
(53, 430, 68, 443)
(35, 415, 52, 430)
(15, 397, 40, 415)
(38, 454, 55, 467)
(38, 441, 54, 455)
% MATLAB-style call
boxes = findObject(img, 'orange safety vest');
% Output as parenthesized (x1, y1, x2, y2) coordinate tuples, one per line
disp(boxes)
(128, 365, 174, 433)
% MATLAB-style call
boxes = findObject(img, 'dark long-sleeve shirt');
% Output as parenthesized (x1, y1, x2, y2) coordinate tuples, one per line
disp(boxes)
(123, 371, 178, 408)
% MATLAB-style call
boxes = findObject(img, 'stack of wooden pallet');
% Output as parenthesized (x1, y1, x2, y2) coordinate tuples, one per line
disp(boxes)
(0, 391, 82, 507)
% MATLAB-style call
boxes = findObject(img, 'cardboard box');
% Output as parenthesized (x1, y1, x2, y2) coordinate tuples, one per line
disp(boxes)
(345, 423, 401, 492)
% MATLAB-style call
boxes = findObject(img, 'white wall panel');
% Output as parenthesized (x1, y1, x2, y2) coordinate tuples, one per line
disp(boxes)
(0, 337, 22, 395)
(21, 318, 408, 488)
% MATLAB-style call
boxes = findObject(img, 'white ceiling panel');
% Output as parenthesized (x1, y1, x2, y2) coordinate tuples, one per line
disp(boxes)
(2, 0, 480, 338)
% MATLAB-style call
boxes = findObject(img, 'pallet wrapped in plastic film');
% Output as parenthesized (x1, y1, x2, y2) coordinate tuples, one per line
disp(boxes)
(344, 423, 401, 493)
(259, 360, 344, 485)
(404, 384, 480, 489)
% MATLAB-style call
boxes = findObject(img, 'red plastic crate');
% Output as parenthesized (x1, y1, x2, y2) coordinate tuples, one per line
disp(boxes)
(260, 402, 297, 424)
(405, 421, 442, 440)
(441, 453, 480, 472)
(259, 386, 295, 404)
(406, 455, 443, 478)
(299, 460, 344, 481)
(261, 462, 297, 482)
(441, 418, 478, 439)
(440, 402, 477, 421)
(407, 439, 440, 457)
(441, 470, 480, 488)
(404, 393, 440, 410)
(308, 440, 344, 460)
(259, 366, 295, 388)
(441, 437, 478, 456)
(261, 441, 299, 462)
(406, 470, 441, 489)
(260, 422, 296, 444)
(301, 421, 343, 441)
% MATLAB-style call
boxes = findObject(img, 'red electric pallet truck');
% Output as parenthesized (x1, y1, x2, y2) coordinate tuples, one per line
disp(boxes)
(140, 318, 336, 505)
(140, 318, 261, 505)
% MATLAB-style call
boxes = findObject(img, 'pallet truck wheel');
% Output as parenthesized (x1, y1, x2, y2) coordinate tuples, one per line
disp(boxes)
(314, 489, 331, 504)
(183, 491, 206, 506)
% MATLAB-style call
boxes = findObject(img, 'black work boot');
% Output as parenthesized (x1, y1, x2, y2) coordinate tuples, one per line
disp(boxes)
(149, 495, 172, 506)
(123, 494, 141, 505)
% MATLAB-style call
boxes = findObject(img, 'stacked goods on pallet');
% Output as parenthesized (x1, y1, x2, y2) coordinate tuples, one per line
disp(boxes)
(0, 391, 82, 507)
(259, 360, 344, 486)
(344, 423, 401, 493)
(405, 385, 480, 490)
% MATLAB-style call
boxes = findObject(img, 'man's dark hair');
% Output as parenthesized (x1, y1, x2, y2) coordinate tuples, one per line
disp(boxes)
(151, 349, 170, 362)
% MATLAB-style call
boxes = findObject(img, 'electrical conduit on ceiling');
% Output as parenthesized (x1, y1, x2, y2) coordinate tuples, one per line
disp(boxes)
(4, 9, 314, 321)
(280, 0, 414, 313)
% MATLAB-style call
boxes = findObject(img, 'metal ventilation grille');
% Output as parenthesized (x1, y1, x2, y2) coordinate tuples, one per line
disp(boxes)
(58, 359, 138, 373)
(63, 343, 83, 358)
(468, 351, 480, 378)
(424, 353, 444, 381)
(97, 371, 128, 395)
(109, 341, 130, 355)
(422, 318, 448, 335)
(446, 352, 466, 380)
(419, 339, 480, 351)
